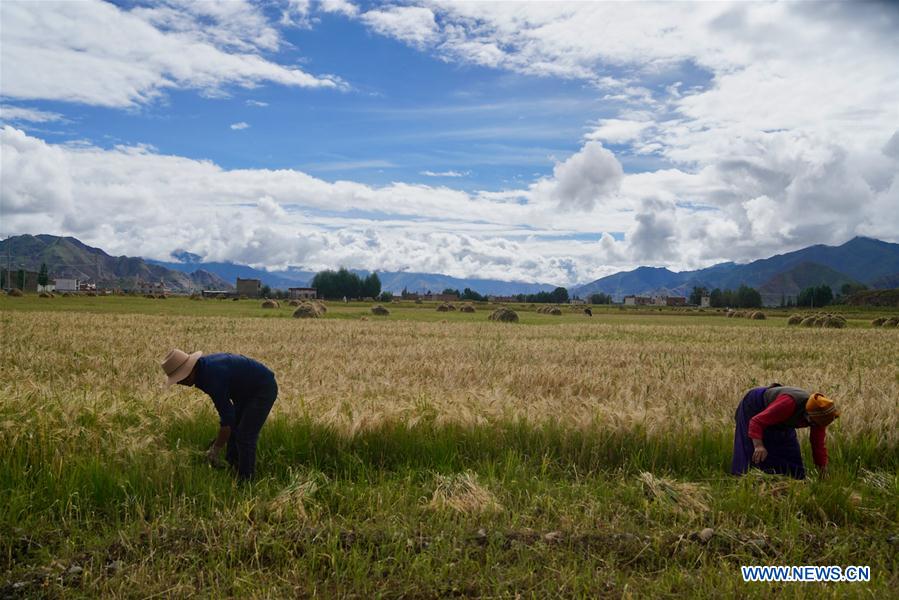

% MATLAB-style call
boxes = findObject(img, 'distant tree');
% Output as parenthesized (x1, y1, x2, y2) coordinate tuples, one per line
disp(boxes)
(589, 292, 612, 305)
(442, 288, 461, 297)
(461, 287, 486, 302)
(378, 291, 394, 302)
(364, 273, 382, 298)
(709, 288, 724, 307)
(38, 263, 49, 287)
(261, 284, 272, 298)
(797, 284, 833, 308)
(735, 285, 762, 308)
(688, 286, 707, 306)
(549, 287, 569, 304)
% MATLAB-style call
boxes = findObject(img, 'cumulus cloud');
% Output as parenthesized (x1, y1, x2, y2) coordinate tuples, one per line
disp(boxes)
(230, 122, 250, 130)
(320, 0, 359, 18)
(530, 142, 623, 212)
(0, 0, 342, 108)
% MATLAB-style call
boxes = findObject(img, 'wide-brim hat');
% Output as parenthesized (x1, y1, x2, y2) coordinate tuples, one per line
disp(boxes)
(161, 348, 202, 387)
(806, 392, 839, 426)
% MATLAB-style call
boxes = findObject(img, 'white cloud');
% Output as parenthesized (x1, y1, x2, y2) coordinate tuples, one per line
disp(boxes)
(586, 119, 653, 144)
(320, 0, 359, 18)
(245, 100, 269, 107)
(0, 0, 342, 108)
(361, 6, 439, 48)
(530, 142, 623, 212)
(230, 122, 250, 130)
(0, 105, 66, 124)
(420, 170, 469, 178)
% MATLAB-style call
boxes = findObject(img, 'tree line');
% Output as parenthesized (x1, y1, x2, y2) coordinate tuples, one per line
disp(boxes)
(310, 268, 382, 300)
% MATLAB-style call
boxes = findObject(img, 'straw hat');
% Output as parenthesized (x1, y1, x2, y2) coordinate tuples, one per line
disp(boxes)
(161, 348, 202, 386)
(806, 392, 840, 426)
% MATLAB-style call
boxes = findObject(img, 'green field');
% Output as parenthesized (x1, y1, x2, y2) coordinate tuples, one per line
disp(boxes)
(1, 295, 897, 598)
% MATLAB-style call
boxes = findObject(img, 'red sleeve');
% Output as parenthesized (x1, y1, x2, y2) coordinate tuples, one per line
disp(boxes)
(810, 425, 827, 467)
(748, 394, 796, 439)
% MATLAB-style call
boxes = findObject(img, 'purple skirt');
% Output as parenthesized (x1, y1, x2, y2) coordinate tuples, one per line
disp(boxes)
(731, 387, 805, 479)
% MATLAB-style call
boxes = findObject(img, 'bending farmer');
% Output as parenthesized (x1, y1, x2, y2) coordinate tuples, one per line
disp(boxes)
(731, 384, 839, 480)
(161, 349, 278, 482)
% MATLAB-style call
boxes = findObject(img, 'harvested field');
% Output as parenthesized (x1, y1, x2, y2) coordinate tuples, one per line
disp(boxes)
(0, 297, 896, 597)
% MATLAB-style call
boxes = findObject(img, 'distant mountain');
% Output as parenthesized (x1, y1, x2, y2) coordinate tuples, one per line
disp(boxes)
(572, 237, 899, 304)
(0, 234, 231, 292)
(151, 257, 556, 296)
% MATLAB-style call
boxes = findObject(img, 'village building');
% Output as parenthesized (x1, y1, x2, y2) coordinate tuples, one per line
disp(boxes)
(236, 278, 261, 298)
(54, 278, 79, 292)
(288, 287, 317, 300)
(623, 295, 652, 306)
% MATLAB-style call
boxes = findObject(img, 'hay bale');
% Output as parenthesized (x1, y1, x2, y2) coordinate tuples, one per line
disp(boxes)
(261, 299, 279, 309)
(749, 311, 766, 320)
(460, 303, 476, 313)
(871, 317, 885, 327)
(39, 291, 53, 298)
(814, 316, 827, 327)
(787, 314, 803, 325)
(823, 316, 845, 328)
(548, 307, 562, 316)
(288, 300, 301, 307)
(584, 307, 592, 317)
(427, 472, 503, 515)
(62, 292, 71, 297)
(292, 303, 320, 319)
(637, 472, 710, 516)
(436, 303, 450, 312)
(884, 316, 899, 327)
(371, 304, 390, 316)
(799, 316, 816, 327)
(315, 302, 327, 314)
(488, 307, 519, 323)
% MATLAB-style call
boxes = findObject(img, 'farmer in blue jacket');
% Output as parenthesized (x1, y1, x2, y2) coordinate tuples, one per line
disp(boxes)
(161, 349, 278, 481)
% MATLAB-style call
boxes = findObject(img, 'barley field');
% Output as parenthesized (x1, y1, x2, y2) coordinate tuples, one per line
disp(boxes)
(1, 296, 897, 598)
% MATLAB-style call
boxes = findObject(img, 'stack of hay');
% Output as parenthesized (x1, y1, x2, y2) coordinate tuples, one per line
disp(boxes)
(792, 312, 847, 328)
(315, 301, 327, 314)
(8, 288, 23, 297)
(436, 303, 456, 312)
(38, 292, 54, 298)
(548, 307, 562, 316)
(787, 314, 803, 325)
(261, 299, 279, 309)
(371, 304, 390, 316)
(288, 300, 301, 307)
(460, 303, 476, 313)
(879, 316, 899, 328)
(748, 311, 766, 320)
(488, 307, 518, 322)
(292, 302, 321, 319)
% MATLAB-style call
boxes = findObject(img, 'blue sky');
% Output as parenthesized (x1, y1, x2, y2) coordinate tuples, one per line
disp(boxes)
(1, 1, 897, 285)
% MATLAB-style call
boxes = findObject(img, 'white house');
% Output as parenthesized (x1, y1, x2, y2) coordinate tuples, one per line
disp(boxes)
(55, 278, 79, 292)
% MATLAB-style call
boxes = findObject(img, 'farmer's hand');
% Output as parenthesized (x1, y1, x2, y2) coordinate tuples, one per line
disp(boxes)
(205, 444, 227, 469)
(751, 442, 768, 464)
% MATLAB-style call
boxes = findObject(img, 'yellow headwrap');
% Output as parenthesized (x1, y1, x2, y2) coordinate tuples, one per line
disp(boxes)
(806, 393, 840, 426)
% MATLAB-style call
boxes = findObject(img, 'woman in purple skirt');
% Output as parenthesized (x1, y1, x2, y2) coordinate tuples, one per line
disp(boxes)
(731, 384, 840, 480)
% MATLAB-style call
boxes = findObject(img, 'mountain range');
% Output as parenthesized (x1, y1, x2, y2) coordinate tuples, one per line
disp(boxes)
(0, 235, 231, 291)
(571, 237, 899, 305)
(3, 234, 897, 302)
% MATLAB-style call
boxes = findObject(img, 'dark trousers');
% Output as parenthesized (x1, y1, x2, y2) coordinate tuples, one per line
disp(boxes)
(226, 380, 278, 480)
(731, 387, 806, 480)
